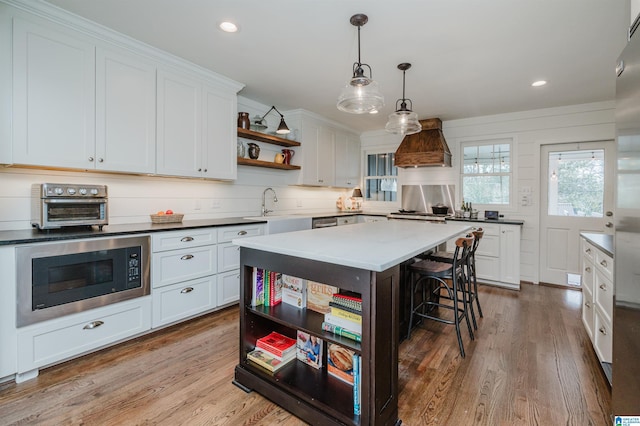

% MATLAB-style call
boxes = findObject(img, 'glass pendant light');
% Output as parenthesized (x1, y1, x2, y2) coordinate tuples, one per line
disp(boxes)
(337, 14, 384, 114)
(385, 63, 421, 135)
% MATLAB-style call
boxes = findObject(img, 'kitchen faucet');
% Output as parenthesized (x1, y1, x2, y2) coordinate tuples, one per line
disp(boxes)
(261, 187, 278, 216)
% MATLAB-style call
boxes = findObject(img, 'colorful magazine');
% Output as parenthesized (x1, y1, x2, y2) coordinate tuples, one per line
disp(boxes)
(296, 330, 323, 369)
(327, 343, 355, 385)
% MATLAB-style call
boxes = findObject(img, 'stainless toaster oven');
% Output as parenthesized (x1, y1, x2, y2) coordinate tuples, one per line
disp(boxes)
(31, 183, 108, 230)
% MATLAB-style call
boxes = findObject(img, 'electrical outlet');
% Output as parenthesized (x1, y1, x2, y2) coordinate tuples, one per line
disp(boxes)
(195, 200, 202, 210)
(296, 199, 303, 207)
(211, 200, 221, 209)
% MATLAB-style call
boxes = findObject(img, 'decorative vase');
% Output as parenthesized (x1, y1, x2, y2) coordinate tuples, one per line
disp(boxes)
(237, 112, 250, 129)
(275, 153, 285, 164)
(248, 143, 260, 159)
(282, 149, 295, 165)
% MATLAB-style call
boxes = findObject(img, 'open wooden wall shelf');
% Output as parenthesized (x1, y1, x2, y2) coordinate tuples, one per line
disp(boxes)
(237, 128, 301, 147)
(237, 157, 301, 170)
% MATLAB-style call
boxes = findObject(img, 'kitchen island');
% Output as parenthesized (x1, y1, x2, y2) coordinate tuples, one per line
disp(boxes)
(232, 221, 470, 426)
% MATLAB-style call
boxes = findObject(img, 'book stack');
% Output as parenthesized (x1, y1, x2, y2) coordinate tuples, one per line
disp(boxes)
(327, 343, 362, 415)
(307, 281, 339, 314)
(321, 292, 362, 342)
(251, 268, 283, 307)
(247, 331, 296, 373)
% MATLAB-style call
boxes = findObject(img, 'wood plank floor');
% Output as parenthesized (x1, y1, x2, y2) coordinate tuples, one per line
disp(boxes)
(0, 284, 611, 425)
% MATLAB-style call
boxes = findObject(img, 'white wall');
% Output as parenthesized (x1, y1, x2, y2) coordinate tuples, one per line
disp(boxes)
(361, 101, 616, 284)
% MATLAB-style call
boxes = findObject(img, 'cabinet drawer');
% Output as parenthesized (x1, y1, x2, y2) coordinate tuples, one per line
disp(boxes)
(581, 239, 595, 263)
(582, 287, 594, 342)
(152, 228, 216, 252)
(218, 224, 263, 243)
(152, 276, 217, 327)
(17, 297, 151, 373)
(594, 310, 612, 364)
(218, 269, 240, 306)
(218, 242, 241, 272)
(594, 270, 613, 323)
(595, 250, 613, 281)
(152, 246, 217, 288)
(582, 257, 595, 292)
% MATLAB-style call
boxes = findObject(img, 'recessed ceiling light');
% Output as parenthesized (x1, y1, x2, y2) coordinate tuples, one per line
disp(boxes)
(531, 80, 547, 87)
(219, 21, 238, 33)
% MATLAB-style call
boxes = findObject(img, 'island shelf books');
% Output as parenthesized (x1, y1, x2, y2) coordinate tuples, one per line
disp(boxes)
(327, 343, 362, 415)
(256, 331, 297, 360)
(296, 330, 323, 369)
(251, 268, 283, 307)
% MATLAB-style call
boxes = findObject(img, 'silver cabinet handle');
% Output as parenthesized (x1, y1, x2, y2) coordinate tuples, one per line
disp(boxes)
(180, 287, 194, 294)
(180, 236, 194, 242)
(181, 254, 194, 260)
(88, 156, 94, 162)
(98, 158, 104, 163)
(599, 326, 607, 336)
(599, 284, 607, 291)
(605, 222, 613, 228)
(584, 302, 591, 308)
(585, 266, 591, 273)
(237, 230, 247, 236)
(600, 260, 608, 267)
(585, 248, 591, 254)
(83, 320, 104, 330)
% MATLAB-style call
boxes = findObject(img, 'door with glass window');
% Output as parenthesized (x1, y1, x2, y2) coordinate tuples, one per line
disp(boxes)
(539, 141, 615, 286)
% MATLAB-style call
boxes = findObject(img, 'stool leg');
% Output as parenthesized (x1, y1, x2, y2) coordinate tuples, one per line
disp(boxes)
(472, 260, 483, 318)
(451, 274, 466, 358)
(458, 267, 474, 341)
(465, 260, 478, 330)
(407, 272, 415, 340)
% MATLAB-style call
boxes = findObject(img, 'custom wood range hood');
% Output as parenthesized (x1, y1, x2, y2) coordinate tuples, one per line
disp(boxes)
(394, 118, 452, 168)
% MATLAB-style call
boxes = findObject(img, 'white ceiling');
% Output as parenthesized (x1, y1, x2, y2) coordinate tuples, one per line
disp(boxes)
(44, 0, 630, 133)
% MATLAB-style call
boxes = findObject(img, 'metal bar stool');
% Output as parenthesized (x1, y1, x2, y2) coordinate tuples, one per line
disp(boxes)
(407, 234, 475, 358)
(425, 228, 484, 329)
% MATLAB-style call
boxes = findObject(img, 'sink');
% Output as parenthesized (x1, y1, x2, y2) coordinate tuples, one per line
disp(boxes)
(243, 215, 312, 234)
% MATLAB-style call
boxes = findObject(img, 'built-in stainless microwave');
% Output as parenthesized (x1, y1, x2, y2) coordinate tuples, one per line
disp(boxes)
(16, 235, 150, 327)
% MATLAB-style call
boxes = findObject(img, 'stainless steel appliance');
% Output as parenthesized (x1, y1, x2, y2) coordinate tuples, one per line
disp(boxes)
(387, 184, 456, 222)
(613, 14, 640, 415)
(16, 235, 150, 327)
(31, 183, 108, 230)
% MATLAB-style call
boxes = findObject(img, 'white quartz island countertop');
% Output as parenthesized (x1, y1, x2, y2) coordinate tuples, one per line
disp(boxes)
(233, 221, 472, 272)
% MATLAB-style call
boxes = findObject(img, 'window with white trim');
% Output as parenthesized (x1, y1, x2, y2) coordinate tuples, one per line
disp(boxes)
(364, 152, 397, 202)
(461, 139, 512, 206)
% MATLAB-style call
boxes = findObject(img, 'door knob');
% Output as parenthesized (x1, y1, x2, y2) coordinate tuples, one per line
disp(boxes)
(605, 222, 613, 228)
(605, 211, 613, 217)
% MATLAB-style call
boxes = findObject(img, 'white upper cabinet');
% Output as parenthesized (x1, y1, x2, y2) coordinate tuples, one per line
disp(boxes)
(12, 18, 95, 169)
(295, 113, 336, 186)
(203, 84, 237, 180)
(96, 47, 156, 173)
(156, 70, 203, 178)
(6, 3, 243, 178)
(157, 70, 238, 180)
(335, 131, 360, 188)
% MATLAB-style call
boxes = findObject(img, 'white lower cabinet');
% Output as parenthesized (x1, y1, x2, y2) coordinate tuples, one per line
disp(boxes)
(581, 237, 613, 364)
(152, 276, 217, 327)
(16, 297, 151, 379)
(446, 221, 521, 288)
(217, 270, 241, 306)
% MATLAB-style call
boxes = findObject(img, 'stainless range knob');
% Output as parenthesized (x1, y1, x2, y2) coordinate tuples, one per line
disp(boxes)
(79, 188, 87, 195)
(67, 188, 76, 195)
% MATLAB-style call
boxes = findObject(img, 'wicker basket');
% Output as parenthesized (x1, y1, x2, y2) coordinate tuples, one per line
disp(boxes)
(150, 213, 184, 224)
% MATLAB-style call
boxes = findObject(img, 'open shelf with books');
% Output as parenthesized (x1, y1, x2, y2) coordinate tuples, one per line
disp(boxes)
(234, 248, 400, 426)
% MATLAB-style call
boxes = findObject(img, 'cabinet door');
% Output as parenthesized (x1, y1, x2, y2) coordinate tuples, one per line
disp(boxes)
(335, 132, 360, 188)
(156, 70, 202, 177)
(317, 126, 336, 186)
(0, 247, 17, 378)
(218, 242, 241, 272)
(582, 287, 594, 341)
(218, 269, 240, 306)
(499, 225, 521, 284)
(300, 121, 321, 185)
(96, 47, 156, 173)
(202, 84, 237, 180)
(13, 18, 95, 168)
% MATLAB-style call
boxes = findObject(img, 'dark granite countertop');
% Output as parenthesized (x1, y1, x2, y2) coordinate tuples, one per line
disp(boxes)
(446, 217, 525, 226)
(580, 232, 614, 258)
(0, 218, 265, 246)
